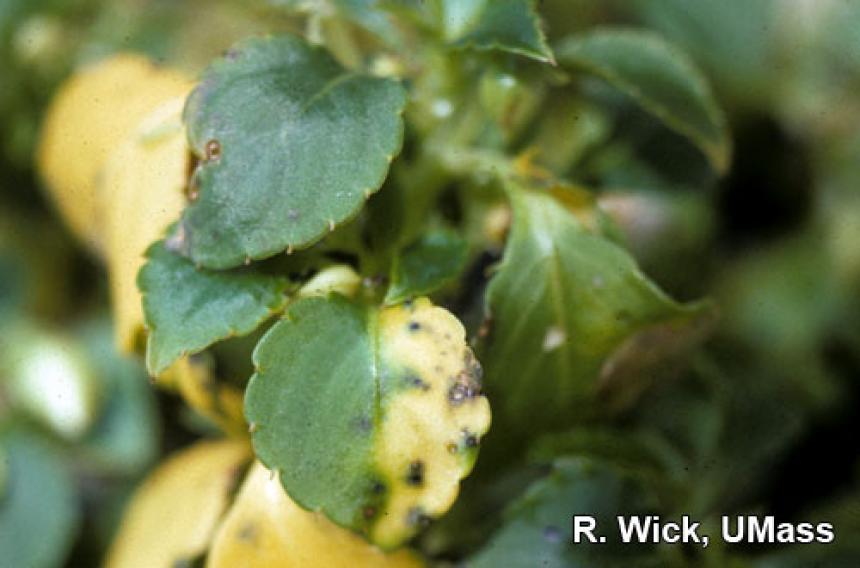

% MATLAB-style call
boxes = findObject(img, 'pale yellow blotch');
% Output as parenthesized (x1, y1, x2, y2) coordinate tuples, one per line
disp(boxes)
(371, 298, 491, 548)
(105, 440, 249, 568)
(37, 54, 191, 255)
(297, 265, 362, 299)
(207, 462, 424, 568)
(101, 94, 192, 352)
(164, 356, 246, 437)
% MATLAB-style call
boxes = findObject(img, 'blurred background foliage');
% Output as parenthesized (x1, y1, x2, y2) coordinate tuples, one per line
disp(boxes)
(1, 0, 860, 566)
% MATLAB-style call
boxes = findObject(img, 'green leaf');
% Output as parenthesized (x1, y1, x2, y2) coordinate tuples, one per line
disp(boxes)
(77, 318, 159, 474)
(139, 240, 289, 376)
(556, 28, 730, 172)
(245, 295, 491, 548)
(385, 229, 468, 304)
(0, 322, 102, 440)
(440, 0, 554, 63)
(469, 457, 666, 568)
(482, 185, 710, 438)
(0, 429, 79, 568)
(178, 35, 407, 268)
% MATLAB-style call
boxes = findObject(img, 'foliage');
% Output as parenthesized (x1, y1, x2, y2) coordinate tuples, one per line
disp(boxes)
(2, 0, 860, 566)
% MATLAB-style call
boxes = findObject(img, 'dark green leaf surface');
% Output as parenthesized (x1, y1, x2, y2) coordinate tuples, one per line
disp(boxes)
(245, 295, 491, 548)
(178, 35, 407, 268)
(483, 186, 708, 436)
(469, 457, 666, 568)
(556, 29, 730, 172)
(0, 429, 79, 568)
(385, 229, 468, 304)
(440, 0, 554, 63)
(139, 240, 289, 376)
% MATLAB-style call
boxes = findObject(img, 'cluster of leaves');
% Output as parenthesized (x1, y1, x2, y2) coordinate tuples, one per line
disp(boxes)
(3, 0, 860, 566)
(120, 0, 730, 561)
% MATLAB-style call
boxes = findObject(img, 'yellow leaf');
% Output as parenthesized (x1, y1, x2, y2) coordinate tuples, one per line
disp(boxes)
(164, 356, 247, 437)
(297, 264, 362, 299)
(100, 94, 191, 352)
(207, 462, 424, 568)
(372, 298, 492, 547)
(106, 440, 249, 568)
(37, 54, 191, 254)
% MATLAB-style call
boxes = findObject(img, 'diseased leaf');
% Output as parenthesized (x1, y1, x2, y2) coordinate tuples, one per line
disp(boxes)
(440, 0, 554, 63)
(208, 461, 424, 567)
(482, 186, 709, 438)
(0, 429, 79, 568)
(385, 229, 468, 304)
(139, 240, 289, 376)
(178, 35, 407, 269)
(167, 355, 247, 437)
(556, 29, 730, 172)
(246, 296, 491, 548)
(37, 54, 191, 254)
(469, 458, 665, 568)
(105, 440, 250, 568)
(100, 93, 192, 352)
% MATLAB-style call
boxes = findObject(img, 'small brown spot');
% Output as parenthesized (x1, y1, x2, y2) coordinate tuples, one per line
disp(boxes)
(406, 460, 424, 486)
(446, 443, 458, 454)
(205, 139, 222, 161)
(447, 376, 480, 405)
(363, 506, 377, 519)
(238, 522, 258, 543)
(408, 321, 421, 332)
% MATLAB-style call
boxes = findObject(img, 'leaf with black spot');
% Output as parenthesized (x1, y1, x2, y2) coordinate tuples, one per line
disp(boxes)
(245, 295, 491, 548)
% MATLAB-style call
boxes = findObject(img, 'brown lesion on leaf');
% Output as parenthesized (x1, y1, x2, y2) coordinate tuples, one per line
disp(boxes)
(405, 460, 424, 486)
(205, 139, 222, 162)
(447, 352, 483, 406)
(237, 522, 258, 543)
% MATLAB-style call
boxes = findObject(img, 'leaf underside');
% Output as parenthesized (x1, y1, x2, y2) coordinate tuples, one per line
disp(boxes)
(483, 186, 709, 434)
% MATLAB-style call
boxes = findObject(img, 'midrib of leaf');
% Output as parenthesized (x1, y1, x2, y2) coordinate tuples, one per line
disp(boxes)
(300, 72, 361, 114)
(368, 305, 383, 430)
(546, 239, 575, 403)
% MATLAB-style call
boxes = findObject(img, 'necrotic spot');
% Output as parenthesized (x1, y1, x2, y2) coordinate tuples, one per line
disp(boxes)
(205, 139, 221, 161)
(406, 460, 424, 486)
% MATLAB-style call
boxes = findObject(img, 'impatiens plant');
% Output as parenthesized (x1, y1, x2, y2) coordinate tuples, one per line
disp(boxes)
(33, 2, 724, 566)
(4, 0, 859, 566)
